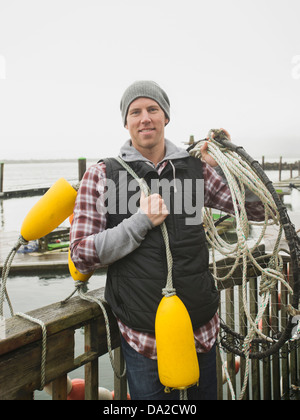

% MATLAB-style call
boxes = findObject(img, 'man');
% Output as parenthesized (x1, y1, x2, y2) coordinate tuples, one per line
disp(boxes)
(70, 80, 265, 400)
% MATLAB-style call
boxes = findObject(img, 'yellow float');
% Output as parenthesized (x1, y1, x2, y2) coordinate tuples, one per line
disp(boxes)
(155, 294, 200, 391)
(21, 178, 77, 241)
(68, 249, 93, 282)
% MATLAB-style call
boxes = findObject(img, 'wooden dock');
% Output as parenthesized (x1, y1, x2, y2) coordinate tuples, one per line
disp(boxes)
(0, 187, 49, 200)
(0, 231, 69, 275)
(273, 176, 300, 190)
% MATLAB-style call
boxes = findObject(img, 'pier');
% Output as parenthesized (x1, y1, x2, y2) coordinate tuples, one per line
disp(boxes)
(0, 158, 87, 199)
(0, 231, 69, 275)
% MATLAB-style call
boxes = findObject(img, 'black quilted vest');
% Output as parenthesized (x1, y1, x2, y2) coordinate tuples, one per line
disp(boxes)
(103, 156, 219, 333)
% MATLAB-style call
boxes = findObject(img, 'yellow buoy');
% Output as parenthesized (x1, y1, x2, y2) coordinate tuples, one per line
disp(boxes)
(155, 294, 200, 390)
(21, 178, 77, 241)
(68, 249, 93, 282)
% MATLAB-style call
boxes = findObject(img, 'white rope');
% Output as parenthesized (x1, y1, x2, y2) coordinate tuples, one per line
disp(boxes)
(0, 236, 49, 392)
(15, 312, 47, 390)
(189, 129, 294, 400)
(76, 283, 126, 380)
(115, 157, 175, 296)
(0, 235, 28, 317)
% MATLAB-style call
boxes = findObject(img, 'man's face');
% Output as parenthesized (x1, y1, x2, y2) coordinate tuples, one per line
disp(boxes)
(125, 97, 169, 156)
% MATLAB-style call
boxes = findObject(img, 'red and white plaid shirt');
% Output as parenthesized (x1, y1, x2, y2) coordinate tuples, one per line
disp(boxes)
(70, 158, 265, 359)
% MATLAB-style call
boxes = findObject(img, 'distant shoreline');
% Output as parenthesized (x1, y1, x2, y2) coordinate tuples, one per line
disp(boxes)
(1, 158, 86, 164)
(1, 157, 299, 168)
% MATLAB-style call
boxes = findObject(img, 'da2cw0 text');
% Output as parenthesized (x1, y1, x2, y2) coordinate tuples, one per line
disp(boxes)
(147, 404, 197, 415)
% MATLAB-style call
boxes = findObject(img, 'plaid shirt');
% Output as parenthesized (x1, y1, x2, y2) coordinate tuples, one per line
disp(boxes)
(70, 157, 265, 358)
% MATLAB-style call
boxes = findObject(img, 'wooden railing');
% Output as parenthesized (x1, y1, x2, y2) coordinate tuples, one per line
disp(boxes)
(0, 258, 299, 400)
(215, 256, 300, 400)
(0, 288, 127, 400)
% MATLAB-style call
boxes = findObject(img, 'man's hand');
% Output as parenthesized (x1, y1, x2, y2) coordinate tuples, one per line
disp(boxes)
(140, 191, 169, 226)
(200, 128, 231, 167)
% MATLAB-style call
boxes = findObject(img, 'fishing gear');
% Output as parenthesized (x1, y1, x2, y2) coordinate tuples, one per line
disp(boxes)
(189, 129, 300, 399)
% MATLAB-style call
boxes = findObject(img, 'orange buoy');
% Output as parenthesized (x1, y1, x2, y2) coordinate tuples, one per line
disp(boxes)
(69, 213, 74, 225)
(222, 357, 240, 385)
(111, 390, 131, 400)
(67, 378, 85, 400)
(44, 377, 114, 400)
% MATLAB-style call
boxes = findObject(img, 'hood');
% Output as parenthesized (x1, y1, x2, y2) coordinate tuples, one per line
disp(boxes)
(118, 139, 189, 166)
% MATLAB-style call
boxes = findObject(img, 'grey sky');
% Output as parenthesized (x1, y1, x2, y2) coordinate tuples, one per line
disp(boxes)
(0, 0, 299, 160)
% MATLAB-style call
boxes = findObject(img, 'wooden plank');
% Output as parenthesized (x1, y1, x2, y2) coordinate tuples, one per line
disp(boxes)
(0, 329, 74, 400)
(226, 287, 235, 399)
(270, 289, 280, 400)
(249, 277, 260, 400)
(0, 187, 49, 199)
(217, 295, 223, 401)
(84, 321, 99, 400)
(216, 345, 223, 401)
(52, 374, 68, 400)
(281, 264, 290, 399)
(239, 285, 249, 400)
(262, 303, 272, 400)
(113, 346, 127, 400)
(0, 288, 118, 357)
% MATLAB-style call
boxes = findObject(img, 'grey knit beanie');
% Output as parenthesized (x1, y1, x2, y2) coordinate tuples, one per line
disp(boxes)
(120, 80, 170, 126)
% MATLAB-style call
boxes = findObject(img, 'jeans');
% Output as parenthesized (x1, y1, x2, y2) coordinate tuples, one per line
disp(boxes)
(120, 335, 217, 400)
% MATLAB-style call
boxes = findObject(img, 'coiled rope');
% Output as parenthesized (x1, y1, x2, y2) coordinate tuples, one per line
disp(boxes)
(189, 129, 295, 400)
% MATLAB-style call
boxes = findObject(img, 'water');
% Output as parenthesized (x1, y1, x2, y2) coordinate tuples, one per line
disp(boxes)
(0, 160, 299, 399)
(0, 160, 114, 399)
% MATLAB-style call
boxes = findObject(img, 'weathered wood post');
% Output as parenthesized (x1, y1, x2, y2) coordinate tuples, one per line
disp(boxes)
(0, 162, 4, 193)
(279, 156, 282, 181)
(78, 158, 86, 182)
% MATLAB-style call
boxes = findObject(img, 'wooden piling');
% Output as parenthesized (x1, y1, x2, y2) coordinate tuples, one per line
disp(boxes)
(0, 162, 4, 193)
(78, 158, 86, 182)
(279, 156, 282, 181)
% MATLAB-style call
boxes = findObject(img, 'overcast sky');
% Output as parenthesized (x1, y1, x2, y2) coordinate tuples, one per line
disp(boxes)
(0, 0, 299, 161)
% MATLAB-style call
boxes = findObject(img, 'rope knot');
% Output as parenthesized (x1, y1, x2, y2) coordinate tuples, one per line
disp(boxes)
(259, 271, 279, 295)
(162, 287, 176, 297)
(18, 236, 29, 246)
